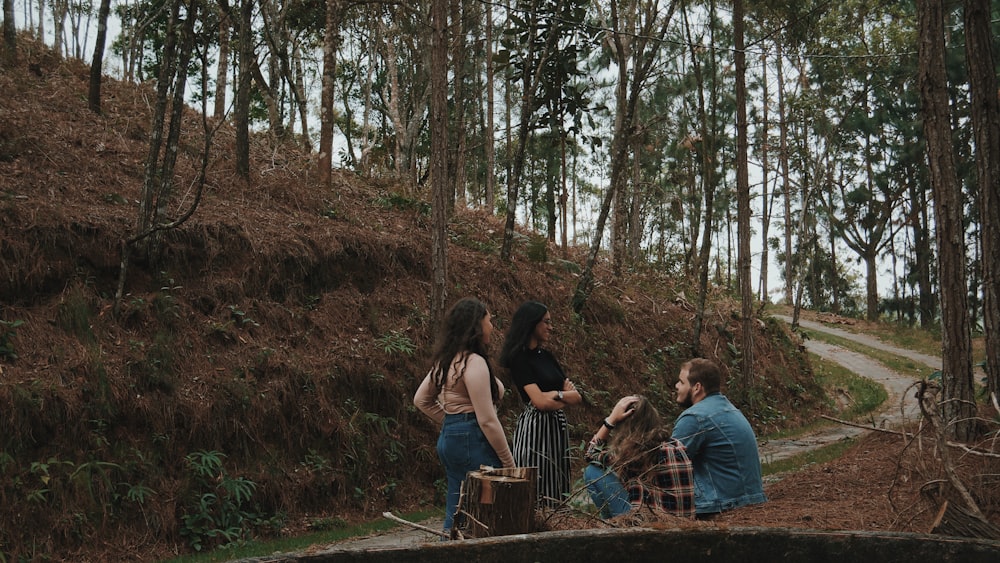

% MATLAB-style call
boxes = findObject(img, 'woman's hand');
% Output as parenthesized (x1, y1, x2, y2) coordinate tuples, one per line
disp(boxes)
(608, 395, 639, 426)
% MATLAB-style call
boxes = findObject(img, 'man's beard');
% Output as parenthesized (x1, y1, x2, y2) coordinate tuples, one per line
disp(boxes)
(677, 391, 693, 409)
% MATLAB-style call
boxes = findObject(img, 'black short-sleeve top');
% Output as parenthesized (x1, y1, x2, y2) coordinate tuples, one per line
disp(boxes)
(508, 347, 566, 403)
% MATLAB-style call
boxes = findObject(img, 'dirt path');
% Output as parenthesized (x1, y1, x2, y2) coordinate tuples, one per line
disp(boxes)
(759, 315, 931, 463)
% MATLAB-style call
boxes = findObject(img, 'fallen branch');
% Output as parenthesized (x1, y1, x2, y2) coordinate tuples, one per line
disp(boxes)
(820, 415, 1000, 459)
(917, 381, 985, 521)
(382, 512, 449, 539)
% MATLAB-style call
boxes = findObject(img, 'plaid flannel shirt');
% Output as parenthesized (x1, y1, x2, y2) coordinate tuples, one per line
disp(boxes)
(586, 436, 696, 517)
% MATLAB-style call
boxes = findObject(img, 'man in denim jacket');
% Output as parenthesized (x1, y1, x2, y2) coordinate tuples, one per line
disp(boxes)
(671, 358, 767, 517)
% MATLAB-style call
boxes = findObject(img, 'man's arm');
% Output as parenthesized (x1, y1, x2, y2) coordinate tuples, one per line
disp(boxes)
(671, 413, 705, 457)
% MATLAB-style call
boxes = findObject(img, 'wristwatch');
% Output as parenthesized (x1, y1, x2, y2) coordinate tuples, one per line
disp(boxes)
(556, 390, 564, 401)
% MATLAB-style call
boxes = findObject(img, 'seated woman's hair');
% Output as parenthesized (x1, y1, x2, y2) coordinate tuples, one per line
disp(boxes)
(609, 396, 672, 473)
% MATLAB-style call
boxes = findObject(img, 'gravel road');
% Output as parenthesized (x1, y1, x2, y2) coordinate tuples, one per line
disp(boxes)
(758, 315, 932, 463)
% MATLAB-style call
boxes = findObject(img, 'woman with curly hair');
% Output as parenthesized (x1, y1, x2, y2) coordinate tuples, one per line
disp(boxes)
(414, 297, 514, 536)
(583, 395, 695, 519)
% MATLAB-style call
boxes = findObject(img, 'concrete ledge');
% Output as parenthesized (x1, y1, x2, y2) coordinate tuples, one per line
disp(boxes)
(255, 526, 1000, 563)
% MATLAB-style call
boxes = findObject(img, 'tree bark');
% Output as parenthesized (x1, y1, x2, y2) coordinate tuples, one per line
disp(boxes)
(214, 8, 230, 119)
(734, 0, 754, 392)
(3, 0, 16, 66)
(459, 467, 537, 538)
(964, 0, 1000, 400)
(484, 5, 496, 213)
(87, 0, 111, 113)
(777, 45, 794, 306)
(916, 0, 977, 441)
(319, 0, 343, 184)
(757, 48, 772, 304)
(429, 0, 449, 331)
(234, 0, 253, 178)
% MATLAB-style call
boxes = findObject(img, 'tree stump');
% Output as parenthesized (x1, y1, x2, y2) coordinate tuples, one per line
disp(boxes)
(457, 466, 537, 538)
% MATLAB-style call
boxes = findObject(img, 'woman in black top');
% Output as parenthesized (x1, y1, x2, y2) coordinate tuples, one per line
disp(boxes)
(499, 301, 582, 507)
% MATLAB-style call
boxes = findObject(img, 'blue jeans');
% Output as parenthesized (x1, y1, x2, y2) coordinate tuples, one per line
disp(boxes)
(437, 413, 502, 531)
(583, 463, 632, 518)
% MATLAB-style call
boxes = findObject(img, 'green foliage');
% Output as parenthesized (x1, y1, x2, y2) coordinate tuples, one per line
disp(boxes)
(153, 273, 183, 325)
(375, 330, 416, 356)
(302, 450, 331, 472)
(180, 451, 261, 552)
(227, 305, 259, 328)
(308, 516, 348, 532)
(526, 235, 548, 263)
(56, 290, 95, 344)
(124, 483, 155, 505)
(372, 192, 430, 215)
(0, 318, 24, 360)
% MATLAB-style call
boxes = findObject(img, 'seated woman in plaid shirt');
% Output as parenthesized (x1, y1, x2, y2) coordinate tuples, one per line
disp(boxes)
(583, 395, 695, 519)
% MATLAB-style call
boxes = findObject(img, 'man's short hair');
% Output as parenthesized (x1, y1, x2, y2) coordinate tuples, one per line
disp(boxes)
(684, 358, 721, 394)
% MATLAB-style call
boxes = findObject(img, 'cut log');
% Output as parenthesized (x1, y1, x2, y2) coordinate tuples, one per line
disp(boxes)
(457, 466, 537, 538)
(931, 500, 1000, 540)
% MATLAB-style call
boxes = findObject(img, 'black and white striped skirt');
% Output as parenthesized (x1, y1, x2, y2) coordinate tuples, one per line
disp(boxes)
(512, 405, 570, 507)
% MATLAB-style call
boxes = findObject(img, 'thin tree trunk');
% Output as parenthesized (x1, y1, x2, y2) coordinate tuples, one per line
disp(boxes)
(214, 9, 230, 119)
(757, 48, 771, 304)
(964, 0, 1000, 399)
(292, 42, 310, 151)
(686, 1, 716, 352)
(777, 45, 794, 306)
(484, 4, 496, 213)
(916, 0, 977, 441)
(52, 0, 66, 56)
(234, 0, 253, 178)
(318, 0, 342, 184)
(137, 0, 181, 240)
(430, 0, 449, 331)
(3, 0, 16, 66)
(87, 0, 112, 113)
(734, 0, 754, 393)
(450, 0, 468, 210)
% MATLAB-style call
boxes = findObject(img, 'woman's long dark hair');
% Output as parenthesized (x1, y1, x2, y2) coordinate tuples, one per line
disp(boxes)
(429, 297, 500, 402)
(498, 301, 548, 368)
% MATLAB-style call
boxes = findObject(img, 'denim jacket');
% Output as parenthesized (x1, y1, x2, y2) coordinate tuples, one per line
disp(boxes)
(671, 393, 767, 514)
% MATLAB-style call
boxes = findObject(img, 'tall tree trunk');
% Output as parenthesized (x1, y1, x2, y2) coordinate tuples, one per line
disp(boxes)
(430, 0, 449, 331)
(234, 0, 253, 178)
(449, 0, 468, 211)
(484, 4, 496, 213)
(777, 45, 794, 306)
(214, 8, 230, 119)
(734, 0, 754, 393)
(52, 0, 67, 57)
(318, 0, 342, 184)
(2, 0, 16, 66)
(916, 0, 977, 441)
(500, 0, 560, 262)
(87, 0, 112, 113)
(573, 0, 679, 313)
(292, 42, 311, 151)
(964, 0, 1000, 400)
(37, 0, 44, 42)
(686, 2, 716, 352)
(907, 160, 936, 326)
(138, 0, 181, 241)
(757, 47, 771, 304)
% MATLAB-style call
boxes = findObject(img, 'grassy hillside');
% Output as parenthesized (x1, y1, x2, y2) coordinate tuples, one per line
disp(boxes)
(0, 40, 825, 561)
